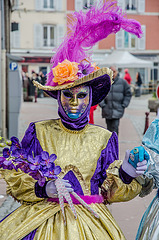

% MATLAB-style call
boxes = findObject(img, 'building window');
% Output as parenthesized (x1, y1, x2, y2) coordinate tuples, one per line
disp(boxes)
(117, 0, 145, 13)
(125, 0, 137, 11)
(116, 25, 145, 50)
(75, 0, 94, 11)
(12, 0, 19, 9)
(43, 25, 55, 47)
(43, 0, 54, 9)
(151, 69, 158, 81)
(124, 32, 136, 49)
(83, 0, 94, 9)
(11, 23, 20, 48)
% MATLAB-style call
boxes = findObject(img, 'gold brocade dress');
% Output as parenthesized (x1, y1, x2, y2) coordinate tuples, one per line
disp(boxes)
(0, 119, 142, 240)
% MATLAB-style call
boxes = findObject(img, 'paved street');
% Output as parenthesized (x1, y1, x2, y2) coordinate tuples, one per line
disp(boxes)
(0, 93, 157, 240)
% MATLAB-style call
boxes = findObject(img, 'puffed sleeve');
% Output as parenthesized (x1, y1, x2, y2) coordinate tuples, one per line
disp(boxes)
(0, 169, 43, 203)
(0, 122, 44, 203)
(98, 132, 142, 203)
(101, 160, 142, 204)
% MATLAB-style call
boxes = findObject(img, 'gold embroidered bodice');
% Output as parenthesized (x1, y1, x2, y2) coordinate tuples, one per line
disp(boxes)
(35, 119, 112, 194)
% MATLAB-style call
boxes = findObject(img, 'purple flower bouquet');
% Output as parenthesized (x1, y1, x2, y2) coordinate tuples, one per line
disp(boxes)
(0, 136, 99, 223)
(0, 136, 61, 186)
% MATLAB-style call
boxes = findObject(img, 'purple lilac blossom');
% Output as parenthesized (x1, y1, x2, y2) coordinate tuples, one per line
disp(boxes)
(29, 170, 46, 186)
(12, 148, 27, 160)
(0, 157, 6, 168)
(2, 160, 15, 170)
(27, 155, 42, 171)
(41, 151, 57, 168)
(77, 61, 94, 78)
(3, 148, 11, 158)
(0, 137, 61, 187)
(10, 136, 22, 151)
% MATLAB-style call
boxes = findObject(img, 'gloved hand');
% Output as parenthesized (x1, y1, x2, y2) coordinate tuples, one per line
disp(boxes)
(122, 147, 149, 178)
(46, 179, 73, 198)
(128, 146, 150, 169)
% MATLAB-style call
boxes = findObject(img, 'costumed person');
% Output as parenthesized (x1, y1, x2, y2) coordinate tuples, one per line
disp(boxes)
(124, 68, 132, 85)
(0, 1, 148, 239)
(136, 115, 159, 240)
(89, 105, 98, 124)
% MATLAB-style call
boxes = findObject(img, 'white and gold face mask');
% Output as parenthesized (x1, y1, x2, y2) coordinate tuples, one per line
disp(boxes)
(61, 85, 90, 119)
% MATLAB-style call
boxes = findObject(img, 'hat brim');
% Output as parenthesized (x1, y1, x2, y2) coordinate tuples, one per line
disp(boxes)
(33, 67, 113, 106)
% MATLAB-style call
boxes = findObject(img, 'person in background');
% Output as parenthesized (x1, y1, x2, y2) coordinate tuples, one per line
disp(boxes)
(124, 68, 132, 85)
(39, 71, 46, 86)
(99, 65, 132, 135)
(31, 71, 37, 102)
(89, 105, 98, 124)
(135, 72, 142, 97)
(39, 72, 46, 98)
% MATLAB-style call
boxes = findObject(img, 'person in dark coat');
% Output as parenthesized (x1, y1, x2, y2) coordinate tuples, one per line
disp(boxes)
(135, 72, 142, 97)
(99, 65, 132, 135)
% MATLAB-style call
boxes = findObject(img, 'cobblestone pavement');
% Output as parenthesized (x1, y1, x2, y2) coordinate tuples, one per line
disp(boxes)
(0, 94, 157, 240)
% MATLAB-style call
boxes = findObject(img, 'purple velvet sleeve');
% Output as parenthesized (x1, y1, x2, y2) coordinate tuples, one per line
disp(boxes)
(119, 166, 134, 184)
(21, 122, 48, 197)
(90, 131, 119, 195)
(21, 122, 43, 156)
(35, 181, 48, 198)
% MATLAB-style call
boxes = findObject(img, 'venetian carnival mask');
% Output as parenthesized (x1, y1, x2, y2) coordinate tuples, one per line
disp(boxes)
(61, 85, 90, 119)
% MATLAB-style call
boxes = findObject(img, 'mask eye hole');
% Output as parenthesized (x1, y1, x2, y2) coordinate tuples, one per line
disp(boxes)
(63, 91, 72, 98)
(77, 93, 87, 99)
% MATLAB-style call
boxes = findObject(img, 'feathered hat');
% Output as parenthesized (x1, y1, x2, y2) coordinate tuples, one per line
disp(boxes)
(33, 0, 142, 106)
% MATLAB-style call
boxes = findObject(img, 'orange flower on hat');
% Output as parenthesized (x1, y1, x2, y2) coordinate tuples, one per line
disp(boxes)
(92, 63, 100, 72)
(52, 59, 79, 85)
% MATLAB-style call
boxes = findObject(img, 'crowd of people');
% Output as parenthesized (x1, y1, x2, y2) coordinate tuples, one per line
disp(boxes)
(22, 70, 47, 100)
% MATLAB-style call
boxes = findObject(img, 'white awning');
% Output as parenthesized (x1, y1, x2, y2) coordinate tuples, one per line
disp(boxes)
(99, 50, 153, 68)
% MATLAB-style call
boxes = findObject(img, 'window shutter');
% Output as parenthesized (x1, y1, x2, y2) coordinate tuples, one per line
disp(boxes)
(138, 0, 145, 13)
(11, 26, 20, 48)
(57, 24, 65, 46)
(13, 0, 19, 9)
(116, 30, 123, 49)
(117, 0, 125, 9)
(138, 25, 146, 50)
(56, 0, 62, 11)
(34, 24, 43, 48)
(35, 0, 43, 10)
(75, 0, 83, 11)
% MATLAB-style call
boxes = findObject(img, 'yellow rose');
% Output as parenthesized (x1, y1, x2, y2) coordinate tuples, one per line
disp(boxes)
(52, 59, 79, 85)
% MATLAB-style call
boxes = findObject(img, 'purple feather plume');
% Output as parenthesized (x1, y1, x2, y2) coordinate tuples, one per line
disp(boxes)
(46, 0, 142, 86)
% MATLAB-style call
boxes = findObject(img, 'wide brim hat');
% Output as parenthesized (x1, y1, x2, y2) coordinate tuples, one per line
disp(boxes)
(33, 67, 113, 106)
(33, 0, 142, 105)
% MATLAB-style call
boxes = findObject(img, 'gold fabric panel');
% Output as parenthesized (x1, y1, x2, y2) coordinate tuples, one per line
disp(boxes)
(0, 169, 42, 203)
(0, 119, 143, 240)
(35, 119, 112, 194)
(0, 201, 126, 240)
(102, 160, 142, 203)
